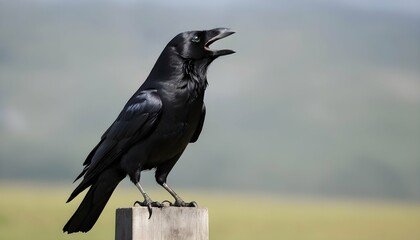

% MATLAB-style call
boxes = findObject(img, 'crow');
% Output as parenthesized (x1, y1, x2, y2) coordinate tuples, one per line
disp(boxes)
(63, 28, 235, 233)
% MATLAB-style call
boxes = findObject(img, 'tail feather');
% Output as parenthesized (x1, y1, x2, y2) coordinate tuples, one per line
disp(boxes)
(63, 168, 124, 233)
(66, 177, 93, 203)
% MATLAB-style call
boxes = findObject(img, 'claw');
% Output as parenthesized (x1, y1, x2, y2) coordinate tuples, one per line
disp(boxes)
(133, 200, 163, 219)
(147, 204, 152, 219)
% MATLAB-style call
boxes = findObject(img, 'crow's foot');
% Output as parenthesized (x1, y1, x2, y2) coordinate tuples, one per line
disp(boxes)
(170, 200, 198, 207)
(133, 200, 163, 219)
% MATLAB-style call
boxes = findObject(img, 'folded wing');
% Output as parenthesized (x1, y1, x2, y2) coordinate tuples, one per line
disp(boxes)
(67, 89, 162, 202)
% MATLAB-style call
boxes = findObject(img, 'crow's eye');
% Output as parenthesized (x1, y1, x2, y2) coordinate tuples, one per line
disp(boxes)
(191, 35, 200, 43)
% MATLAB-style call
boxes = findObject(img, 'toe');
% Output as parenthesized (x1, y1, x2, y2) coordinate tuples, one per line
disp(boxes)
(151, 201, 163, 208)
(187, 201, 198, 207)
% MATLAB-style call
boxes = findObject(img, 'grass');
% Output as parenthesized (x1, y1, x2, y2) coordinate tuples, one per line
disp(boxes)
(0, 183, 419, 240)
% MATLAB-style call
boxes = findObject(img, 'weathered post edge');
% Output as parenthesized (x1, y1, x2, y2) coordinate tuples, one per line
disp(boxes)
(115, 207, 208, 240)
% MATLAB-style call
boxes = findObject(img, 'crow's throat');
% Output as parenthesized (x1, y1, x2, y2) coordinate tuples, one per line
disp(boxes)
(182, 60, 210, 101)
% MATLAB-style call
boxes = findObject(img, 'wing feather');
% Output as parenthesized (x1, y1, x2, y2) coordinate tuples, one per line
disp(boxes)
(67, 89, 162, 202)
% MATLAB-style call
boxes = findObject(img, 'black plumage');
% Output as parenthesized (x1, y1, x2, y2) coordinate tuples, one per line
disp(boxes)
(63, 28, 234, 233)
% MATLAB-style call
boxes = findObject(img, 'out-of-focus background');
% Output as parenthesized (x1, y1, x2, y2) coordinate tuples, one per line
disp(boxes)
(1, 0, 419, 239)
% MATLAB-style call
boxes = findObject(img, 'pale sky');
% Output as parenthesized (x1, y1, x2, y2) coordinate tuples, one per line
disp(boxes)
(26, 0, 420, 15)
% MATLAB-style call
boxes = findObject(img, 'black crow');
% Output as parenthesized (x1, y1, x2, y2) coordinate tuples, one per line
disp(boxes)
(63, 28, 235, 233)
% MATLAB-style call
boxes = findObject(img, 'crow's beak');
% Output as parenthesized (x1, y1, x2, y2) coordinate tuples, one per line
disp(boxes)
(205, 28, 235, 57)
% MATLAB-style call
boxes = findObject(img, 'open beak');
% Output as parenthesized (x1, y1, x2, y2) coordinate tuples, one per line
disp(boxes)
(205, 28, 235, 57)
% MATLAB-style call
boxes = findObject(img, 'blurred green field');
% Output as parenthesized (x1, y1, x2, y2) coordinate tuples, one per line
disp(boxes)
(0, 183, 419, 240)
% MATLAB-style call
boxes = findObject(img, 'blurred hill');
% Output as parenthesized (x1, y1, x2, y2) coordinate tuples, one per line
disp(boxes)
(0, 0, 419, 201)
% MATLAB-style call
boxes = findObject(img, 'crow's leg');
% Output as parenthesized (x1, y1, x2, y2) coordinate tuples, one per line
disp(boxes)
(155, 153, 197, 207)
(160, 182, 197, 207)
(130, 171, 162, 218)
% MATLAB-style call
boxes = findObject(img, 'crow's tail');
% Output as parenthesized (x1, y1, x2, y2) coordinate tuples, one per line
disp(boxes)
(63, 167, 124, 233)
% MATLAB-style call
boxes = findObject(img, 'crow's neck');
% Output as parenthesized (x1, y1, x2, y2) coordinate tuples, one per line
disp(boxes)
(148, 48, 211, 100)
(183, 59, 209, 93)
(148, 48, 182, 79)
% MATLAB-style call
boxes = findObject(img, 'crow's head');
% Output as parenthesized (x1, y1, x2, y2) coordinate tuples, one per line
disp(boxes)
(169, 28, 235, 60)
